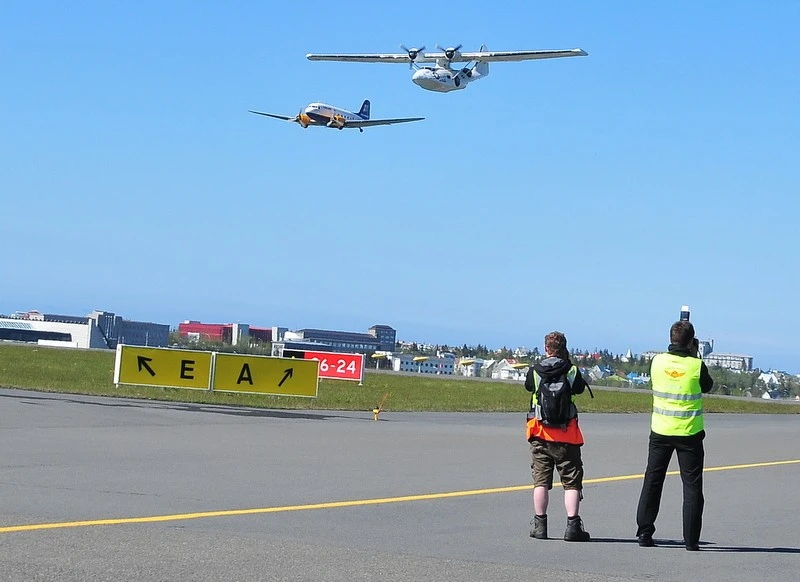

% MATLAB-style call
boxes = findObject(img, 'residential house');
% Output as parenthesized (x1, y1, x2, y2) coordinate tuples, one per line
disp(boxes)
(491, 358, 529, 381)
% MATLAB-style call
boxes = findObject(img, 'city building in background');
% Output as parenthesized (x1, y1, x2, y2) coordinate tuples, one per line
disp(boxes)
(0, 310, 169, 349)
(392, 353, 455, 375)
(275, 325, 396, 355)
(176, 321, 396, 356)
(455, 358, 485, 377)
(641, 338, 753, 372)
(176, 321, 275, 345)
(490, 358, 529, 381)
(2, 305, 766, 375)
(704, 352, 754, 371)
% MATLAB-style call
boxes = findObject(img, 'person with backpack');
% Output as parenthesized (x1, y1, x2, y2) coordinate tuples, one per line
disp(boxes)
(635, 319, 713, 551)
(524, 331, 593, 542)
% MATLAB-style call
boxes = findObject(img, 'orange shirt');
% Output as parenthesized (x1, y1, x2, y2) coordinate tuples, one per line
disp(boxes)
(526, 416, 584, 446)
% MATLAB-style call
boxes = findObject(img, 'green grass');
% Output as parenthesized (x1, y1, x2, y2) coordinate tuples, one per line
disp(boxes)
(0, 343, 797, 414)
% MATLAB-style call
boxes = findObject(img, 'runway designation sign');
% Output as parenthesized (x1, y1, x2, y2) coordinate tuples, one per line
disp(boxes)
(213, 353, 319, 397)
(113, 345, 212, 390)
(283, 349, 364, 383)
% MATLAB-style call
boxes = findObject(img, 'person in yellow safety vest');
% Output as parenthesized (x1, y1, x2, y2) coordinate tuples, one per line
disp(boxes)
(636, 319, 713, 551)
(524, 331, 592, 542)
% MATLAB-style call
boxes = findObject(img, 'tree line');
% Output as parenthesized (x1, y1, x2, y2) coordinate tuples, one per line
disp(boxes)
(168, 333, 799, 399)
(405, 342, 799, 399)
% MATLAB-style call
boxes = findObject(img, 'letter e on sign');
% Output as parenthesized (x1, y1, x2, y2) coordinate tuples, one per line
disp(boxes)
(181, 360, 195, 380)
(114, 345, 212, 390)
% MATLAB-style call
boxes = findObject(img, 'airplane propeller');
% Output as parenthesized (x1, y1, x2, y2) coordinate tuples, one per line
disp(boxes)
(460, 61, 478, 77)
(290, 109, 308, 128)
(400, 44, 425, 69)
(436, 44, 462, 61)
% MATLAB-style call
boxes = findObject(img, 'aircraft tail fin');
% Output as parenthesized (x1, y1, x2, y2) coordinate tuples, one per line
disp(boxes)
(358, 99, 370, 119)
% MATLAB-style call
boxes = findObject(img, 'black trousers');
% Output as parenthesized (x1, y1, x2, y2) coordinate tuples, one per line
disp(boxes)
(636, 430, 705, 546)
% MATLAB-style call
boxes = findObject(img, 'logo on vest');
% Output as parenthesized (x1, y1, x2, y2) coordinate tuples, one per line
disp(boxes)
(664, 368, 686, 378)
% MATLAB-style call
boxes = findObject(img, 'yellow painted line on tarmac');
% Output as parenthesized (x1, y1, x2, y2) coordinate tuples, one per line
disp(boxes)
(702, 459, 800, 472)
(583, 459, 800, 485)
(1, 459, 797, 535)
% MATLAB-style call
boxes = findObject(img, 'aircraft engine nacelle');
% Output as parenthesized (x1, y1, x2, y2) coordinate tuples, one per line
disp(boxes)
(437, 44, 463, 63)
(291, 113, 312, 128)
(327, 115, 346, 129)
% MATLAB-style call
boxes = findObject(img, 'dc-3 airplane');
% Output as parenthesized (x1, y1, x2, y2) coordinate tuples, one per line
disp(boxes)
(248, 100, 423, 132)
(306, 44, 588, 93)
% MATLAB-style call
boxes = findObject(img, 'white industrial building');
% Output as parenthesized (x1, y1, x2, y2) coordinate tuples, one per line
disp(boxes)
(491, 359, 529, 381)
(392, 354, 455, 375)
(0, 310, 169, 349)
(703, 352, 754, 371)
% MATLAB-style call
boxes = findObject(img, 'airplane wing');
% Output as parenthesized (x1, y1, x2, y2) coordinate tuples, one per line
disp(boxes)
(430, 48, 588, 62)
(345, 117, 424, 128)
(306, 52, 413, 63)
(307, 49, 587, 64)
(248, 110, 293, 121)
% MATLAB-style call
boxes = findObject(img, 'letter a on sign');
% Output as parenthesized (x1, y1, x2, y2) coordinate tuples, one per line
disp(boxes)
(212, 353, 318, 397)
(237, 363, 254, 385)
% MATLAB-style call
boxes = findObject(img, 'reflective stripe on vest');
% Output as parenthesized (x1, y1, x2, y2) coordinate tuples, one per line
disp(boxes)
(652, 407, 703, 417)
(652, 390, 703, 401)
(649, 353, 704, 436)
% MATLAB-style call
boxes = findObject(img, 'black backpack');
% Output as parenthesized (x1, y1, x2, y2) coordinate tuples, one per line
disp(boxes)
(536, 372, 576, 427)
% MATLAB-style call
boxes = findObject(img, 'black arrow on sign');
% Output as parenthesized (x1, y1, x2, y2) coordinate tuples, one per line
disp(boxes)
(137, 356, 156, 376)
(279, 367, 293, 387)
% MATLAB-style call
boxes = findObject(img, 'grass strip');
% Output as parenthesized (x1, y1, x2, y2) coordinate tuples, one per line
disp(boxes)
(0, 343, 796, 414)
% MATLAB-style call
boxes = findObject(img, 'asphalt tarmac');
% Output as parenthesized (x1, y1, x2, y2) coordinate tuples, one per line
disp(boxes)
(1, 388, 798, 581)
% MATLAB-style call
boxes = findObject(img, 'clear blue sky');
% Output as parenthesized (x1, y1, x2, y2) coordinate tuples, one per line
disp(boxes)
(2, 1, 798, 372)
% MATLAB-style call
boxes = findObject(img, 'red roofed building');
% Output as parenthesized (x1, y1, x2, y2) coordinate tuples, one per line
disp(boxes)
(177, 321, 273, 344)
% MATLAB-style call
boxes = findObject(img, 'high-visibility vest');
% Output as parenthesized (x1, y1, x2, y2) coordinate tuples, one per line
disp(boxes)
(527, 365, 583, 445)
(649, 353, 704, 436)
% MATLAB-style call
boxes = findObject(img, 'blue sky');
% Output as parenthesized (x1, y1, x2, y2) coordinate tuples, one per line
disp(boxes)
(2, 1, 798, 372)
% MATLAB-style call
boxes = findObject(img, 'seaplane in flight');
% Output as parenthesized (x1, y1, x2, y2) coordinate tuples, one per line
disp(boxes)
(306, 44, 588, 93)
(248, 100, 423, 132)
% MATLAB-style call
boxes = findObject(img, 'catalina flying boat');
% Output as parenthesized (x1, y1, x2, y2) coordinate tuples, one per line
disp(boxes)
(306, 44, 588, 93)
(248, 100, 423, 132)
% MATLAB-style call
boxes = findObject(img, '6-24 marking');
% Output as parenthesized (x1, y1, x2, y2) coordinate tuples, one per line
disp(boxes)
(312, 357, 357, 374)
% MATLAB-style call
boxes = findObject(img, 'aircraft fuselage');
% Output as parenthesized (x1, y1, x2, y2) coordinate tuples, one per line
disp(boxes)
(302, 103, 363, 128)
(411, 66, 469, 92)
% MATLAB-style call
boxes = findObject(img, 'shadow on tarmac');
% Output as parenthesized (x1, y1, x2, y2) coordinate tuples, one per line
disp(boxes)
(592, 537, 800, 554)
(1, 391, 368, 421)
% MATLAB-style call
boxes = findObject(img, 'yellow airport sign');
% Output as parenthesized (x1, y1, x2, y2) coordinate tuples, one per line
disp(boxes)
(213, 353, 319, 397)
(114, 345, 212, 390)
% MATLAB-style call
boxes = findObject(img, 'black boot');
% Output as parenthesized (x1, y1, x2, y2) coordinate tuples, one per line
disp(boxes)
(530, 515, 547, 539)
(564, 516, 590, 542)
